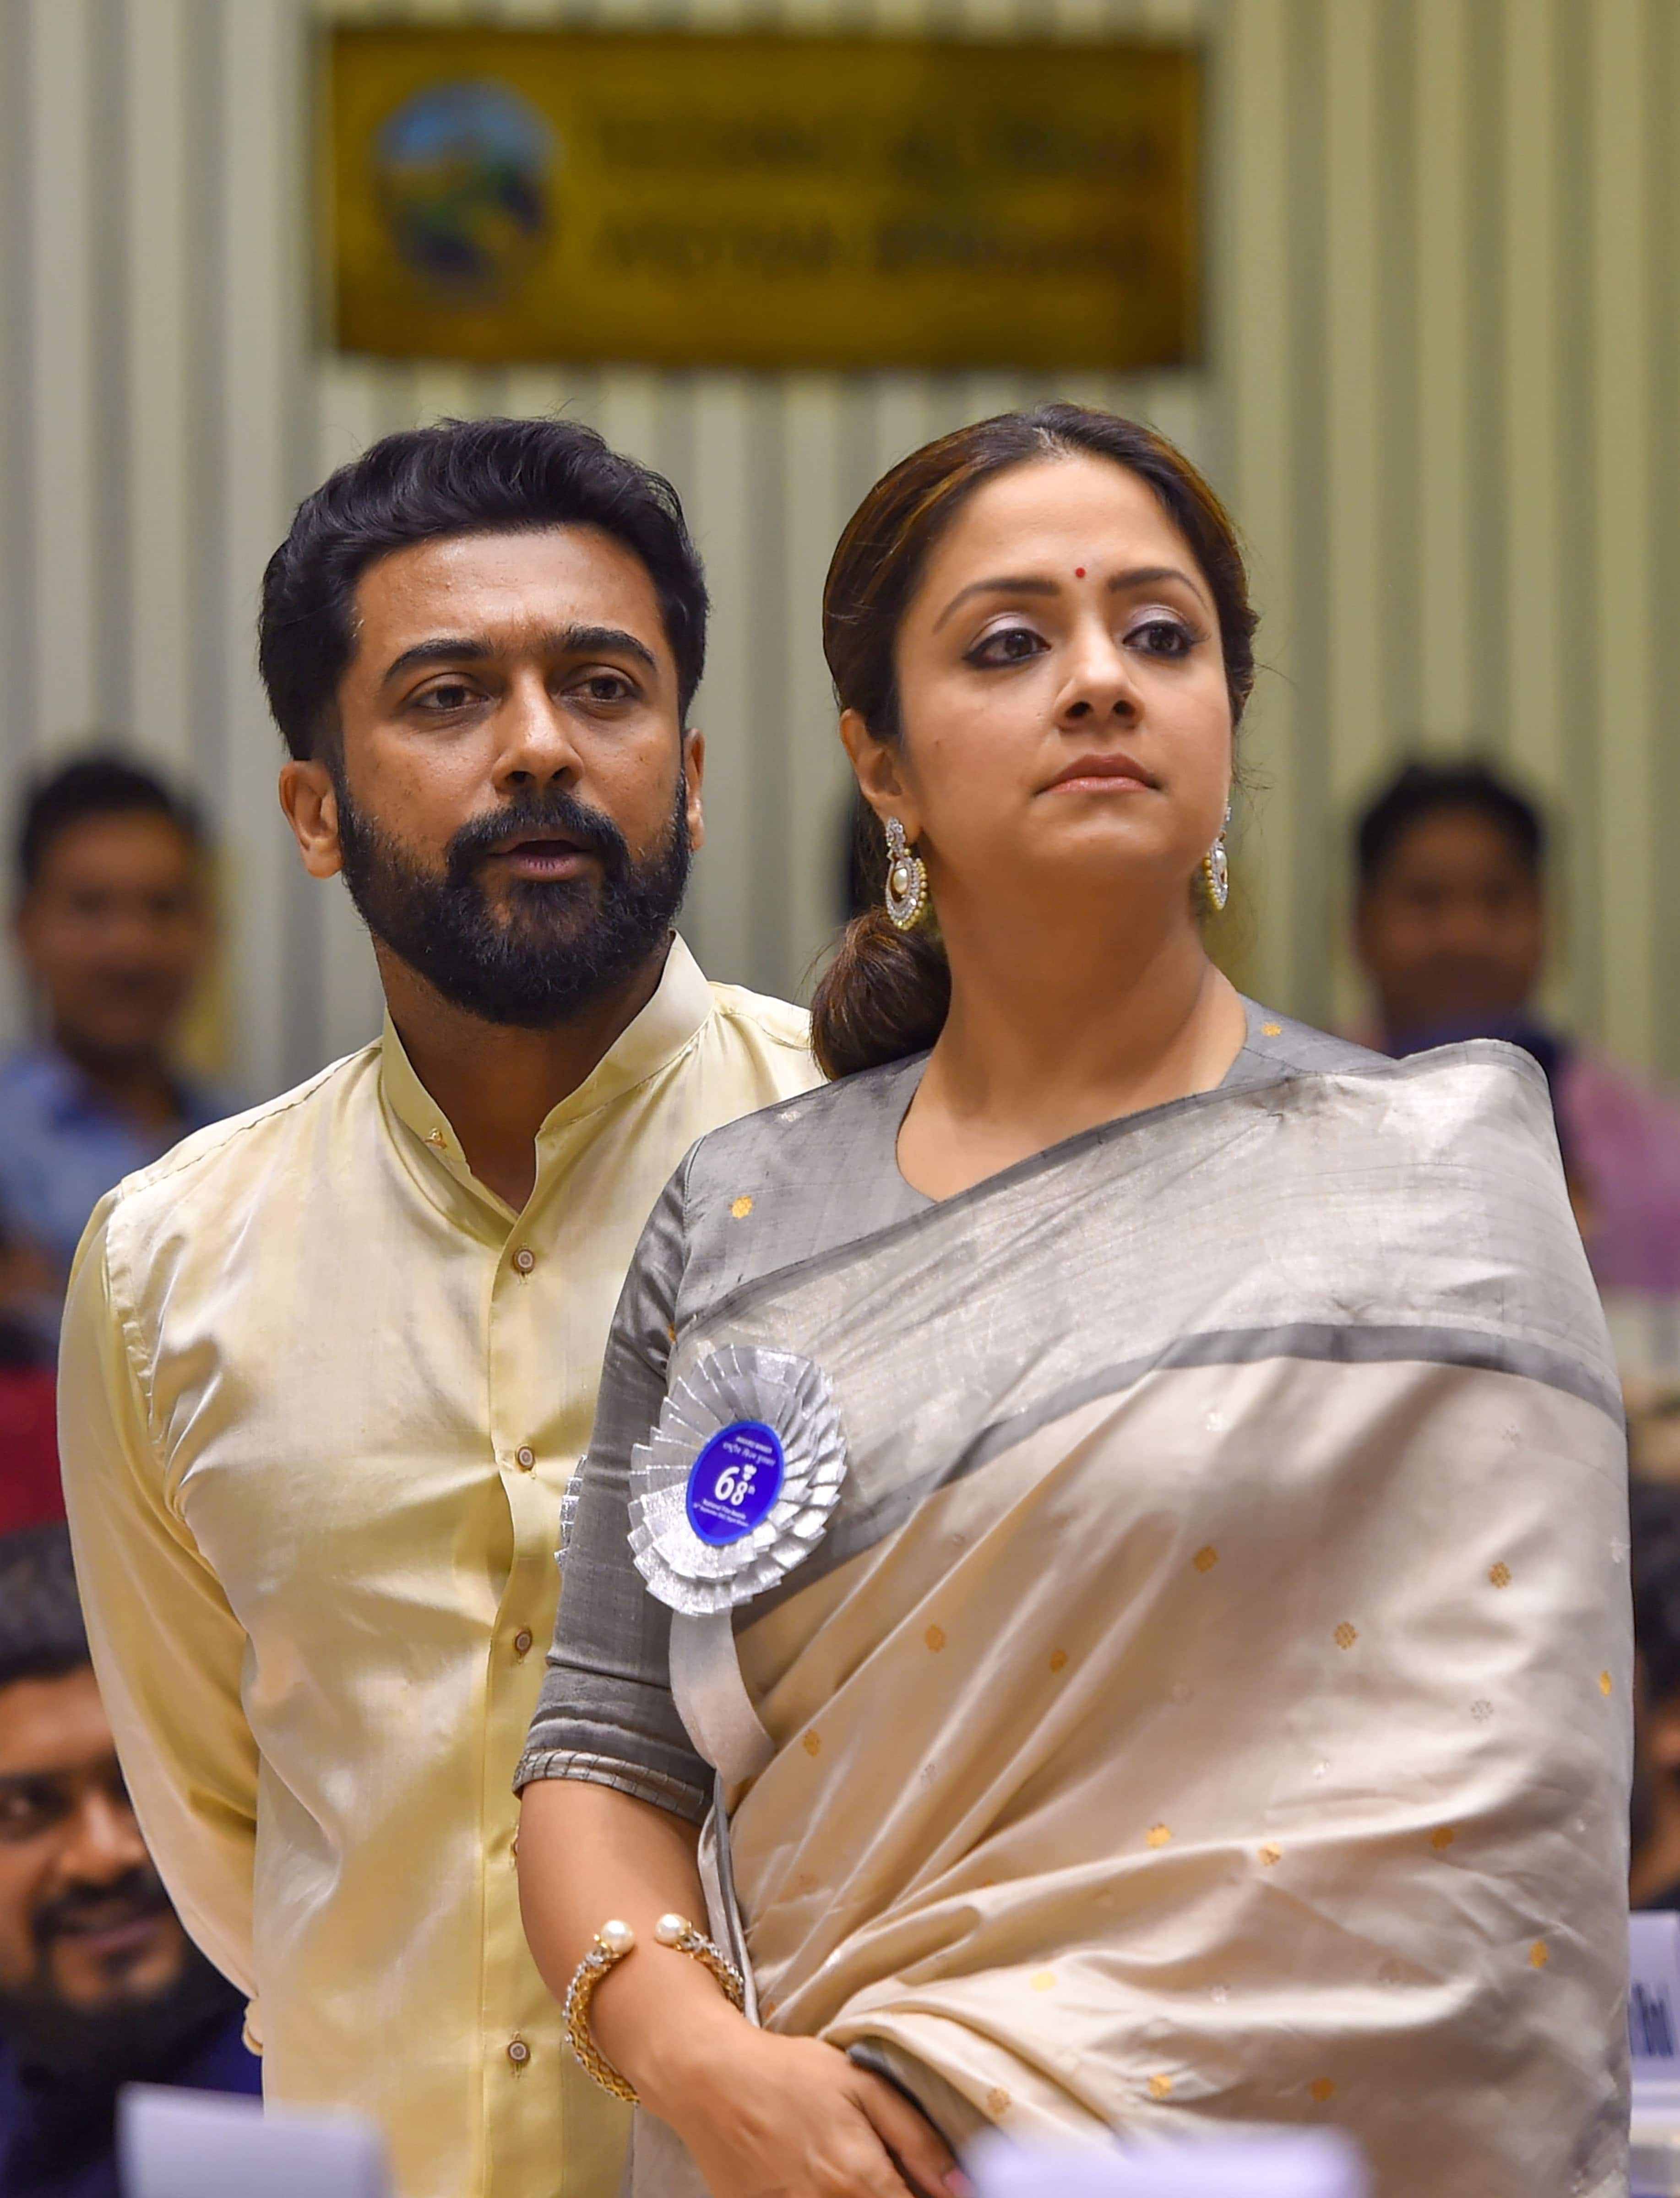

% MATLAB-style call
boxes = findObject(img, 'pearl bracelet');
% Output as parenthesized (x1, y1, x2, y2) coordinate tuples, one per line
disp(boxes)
(563, 1914, 747, 2105)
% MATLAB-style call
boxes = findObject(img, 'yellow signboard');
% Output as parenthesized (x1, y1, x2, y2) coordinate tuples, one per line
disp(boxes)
(326, 27, 1199, 372)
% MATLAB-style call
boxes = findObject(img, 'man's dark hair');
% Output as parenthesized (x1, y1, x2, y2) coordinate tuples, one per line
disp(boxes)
(1355, 759, 1546, 889)
(258, 417, 708, 762)
(18, 753, 202, 893)
(0, 1523, 89, 1692)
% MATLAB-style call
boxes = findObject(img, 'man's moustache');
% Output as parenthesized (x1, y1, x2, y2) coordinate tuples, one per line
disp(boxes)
(445, 794, 628, 885)
(33, 1865, 171, 1952)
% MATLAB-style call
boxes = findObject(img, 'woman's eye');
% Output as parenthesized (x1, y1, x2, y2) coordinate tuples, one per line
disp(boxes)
(1128, 617, 1196, 659)
(967, 625, 1047, 668)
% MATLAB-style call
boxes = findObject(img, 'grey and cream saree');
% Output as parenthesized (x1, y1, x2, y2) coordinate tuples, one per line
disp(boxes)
(522, 1028, 1630, 2198)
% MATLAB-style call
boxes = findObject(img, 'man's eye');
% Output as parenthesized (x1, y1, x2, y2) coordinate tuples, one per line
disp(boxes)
(1128, 617, 1196, 659)
(575, 673, 634, 703)
(416, 682, 478, 713)
(966, 626, 1046, 668)
(0, 1788, 58, 1839)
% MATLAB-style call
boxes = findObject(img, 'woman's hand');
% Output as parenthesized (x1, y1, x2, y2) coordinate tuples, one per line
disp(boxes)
(518, 1784, 965, 2195)
(651, 2016, 969, 2198)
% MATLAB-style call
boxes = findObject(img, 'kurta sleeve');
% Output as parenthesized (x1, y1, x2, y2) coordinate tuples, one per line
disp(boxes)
(57, 1196, 261, 2006)
(516, 1152, 712, 1822)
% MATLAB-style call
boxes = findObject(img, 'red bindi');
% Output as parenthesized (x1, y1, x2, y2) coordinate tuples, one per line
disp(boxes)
(1075, 567, 1086, 578)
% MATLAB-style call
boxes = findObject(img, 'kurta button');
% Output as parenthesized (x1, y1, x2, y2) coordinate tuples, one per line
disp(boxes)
(515, 1446, 536, 1471)
(513, 1247, 535, 1273)
(513, 1629, 533, 1657)
(507, 2038, 530, 2067)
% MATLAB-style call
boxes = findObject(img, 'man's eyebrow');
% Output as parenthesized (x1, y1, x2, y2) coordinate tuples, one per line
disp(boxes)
(379, 625, 660, 688)
(556, 626, 660, 675)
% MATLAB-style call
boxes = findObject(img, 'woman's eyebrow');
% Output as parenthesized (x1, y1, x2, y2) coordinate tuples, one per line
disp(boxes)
(933, 564, 1210, 634)
(932, 577, 1060, 632)
(1108, 565, 1205, 600)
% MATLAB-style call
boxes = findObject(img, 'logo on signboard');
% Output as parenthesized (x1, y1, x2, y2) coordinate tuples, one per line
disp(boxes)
(375, 80, 555, 299)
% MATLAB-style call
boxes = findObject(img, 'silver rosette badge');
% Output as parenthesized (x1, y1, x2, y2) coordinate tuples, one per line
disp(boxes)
(628, 1344, 847, 1617)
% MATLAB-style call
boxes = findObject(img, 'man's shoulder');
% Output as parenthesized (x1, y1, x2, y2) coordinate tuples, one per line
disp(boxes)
(689, 979, 821, 1109)
(700, 979, 812, 1061)
(95, 1042, 383, 1234)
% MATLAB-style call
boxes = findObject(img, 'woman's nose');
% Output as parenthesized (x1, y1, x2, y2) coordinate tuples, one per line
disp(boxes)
(1059, 639, 1141, 723)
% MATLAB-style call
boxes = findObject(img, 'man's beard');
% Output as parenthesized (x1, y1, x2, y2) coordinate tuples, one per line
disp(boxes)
(334, 772, 691, 1029)
(0, 1866, 242, 2085)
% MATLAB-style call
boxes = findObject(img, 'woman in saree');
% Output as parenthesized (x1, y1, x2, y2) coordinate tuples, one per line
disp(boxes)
(516, 406, 1629, 2198)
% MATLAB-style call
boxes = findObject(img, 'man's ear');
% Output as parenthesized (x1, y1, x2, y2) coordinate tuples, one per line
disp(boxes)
(683, 729, 706, 855)
(838, 710, 920, 844)
(279, 759, 343, 881)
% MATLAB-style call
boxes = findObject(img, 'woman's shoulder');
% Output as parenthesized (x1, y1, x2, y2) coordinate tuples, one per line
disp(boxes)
(666, 1055, 930, 1320)
(1228, 1003, 1387, 1084)
(1234, 1004, 1566, 1173)
(681, 1054, 927, 1201)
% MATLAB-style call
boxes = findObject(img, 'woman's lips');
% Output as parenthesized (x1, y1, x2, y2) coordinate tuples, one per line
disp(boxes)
(1044, 755, 1158, 795)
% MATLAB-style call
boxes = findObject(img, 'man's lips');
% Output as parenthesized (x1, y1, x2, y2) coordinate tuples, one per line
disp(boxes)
(46, 1903, 170, 1960)
(1043, 752, 1160, 795)
(485, 834, 596, 880)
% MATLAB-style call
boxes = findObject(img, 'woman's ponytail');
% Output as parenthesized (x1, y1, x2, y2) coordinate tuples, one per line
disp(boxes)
(810, 909, 950, 1079)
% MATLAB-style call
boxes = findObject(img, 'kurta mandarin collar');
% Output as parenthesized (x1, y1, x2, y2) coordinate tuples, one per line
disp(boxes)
(378, 932, 719, 1220)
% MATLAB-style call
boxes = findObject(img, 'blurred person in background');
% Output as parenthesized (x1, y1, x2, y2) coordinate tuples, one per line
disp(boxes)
(0, 1523, 258, 2198)
(1631, 1478, 1680, 1911)
(0, 756, 223, 1328)
(1354, 758, 1680, 1291)
(57, 419, 818, 2198)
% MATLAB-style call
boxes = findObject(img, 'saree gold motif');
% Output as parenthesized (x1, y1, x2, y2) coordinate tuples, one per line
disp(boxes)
(639, 1047, 1631, 2197)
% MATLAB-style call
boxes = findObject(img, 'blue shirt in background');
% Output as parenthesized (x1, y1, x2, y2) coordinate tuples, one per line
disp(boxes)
(0, 1046, 230, 1291)
(0, 2002, 261, 2198)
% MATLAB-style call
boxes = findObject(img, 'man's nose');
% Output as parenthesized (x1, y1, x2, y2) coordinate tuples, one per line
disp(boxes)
(493, 679, 584, 789)
(58, 1789, 149, 1887)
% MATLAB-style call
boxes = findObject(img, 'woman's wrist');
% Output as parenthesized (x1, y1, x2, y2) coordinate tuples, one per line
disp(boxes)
(604, 1974, 748, 2120)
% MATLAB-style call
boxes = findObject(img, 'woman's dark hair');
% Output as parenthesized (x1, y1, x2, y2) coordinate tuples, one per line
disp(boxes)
(811, 405, 1258, 1080)
(258, 416, 708, 762)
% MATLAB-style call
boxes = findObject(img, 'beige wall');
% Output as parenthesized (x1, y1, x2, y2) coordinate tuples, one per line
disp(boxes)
(0, 0, 1674, 1099)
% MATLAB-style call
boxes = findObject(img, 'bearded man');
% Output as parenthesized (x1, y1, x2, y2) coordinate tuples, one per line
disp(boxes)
(0, 1523, 260, 2198)
(56, 419, 818, 2198)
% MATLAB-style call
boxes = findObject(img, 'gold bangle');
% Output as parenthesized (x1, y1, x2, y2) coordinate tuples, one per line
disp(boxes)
(563, 1914, 747, 2105)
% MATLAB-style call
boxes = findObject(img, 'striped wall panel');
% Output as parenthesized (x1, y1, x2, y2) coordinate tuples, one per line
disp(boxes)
(0, 0, 1673, 1101)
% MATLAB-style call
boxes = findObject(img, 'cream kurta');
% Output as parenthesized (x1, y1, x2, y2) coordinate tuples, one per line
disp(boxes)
(56, 937, 817, 2198)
